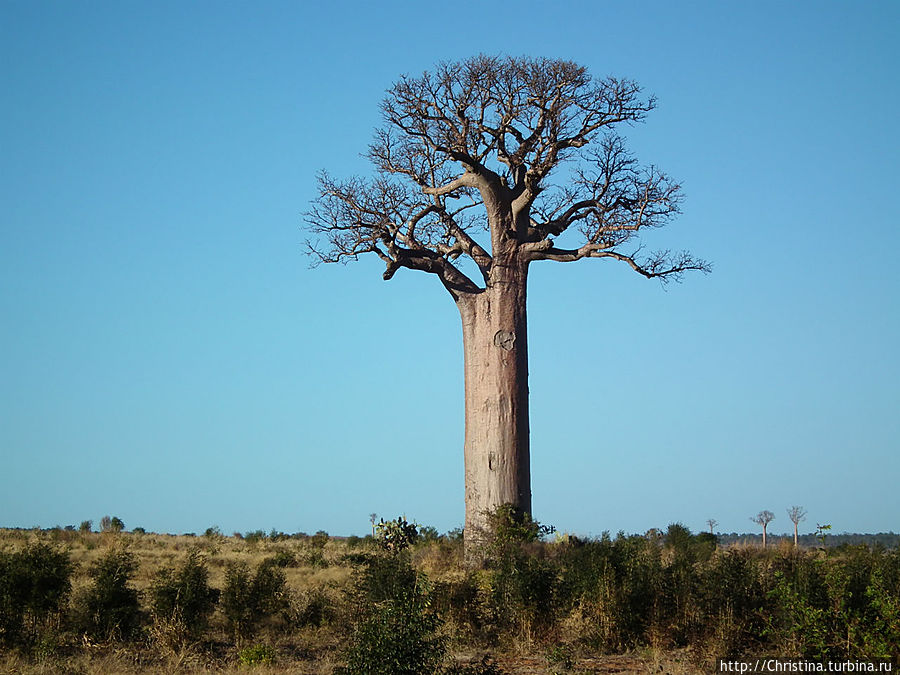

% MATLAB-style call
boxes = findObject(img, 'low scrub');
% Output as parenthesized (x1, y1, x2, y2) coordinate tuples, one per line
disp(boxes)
(0, 518, 898, 671)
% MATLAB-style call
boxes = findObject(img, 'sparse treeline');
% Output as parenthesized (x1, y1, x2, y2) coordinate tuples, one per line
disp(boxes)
(713, 532, 900, 549)
(1, 513, 899, 673)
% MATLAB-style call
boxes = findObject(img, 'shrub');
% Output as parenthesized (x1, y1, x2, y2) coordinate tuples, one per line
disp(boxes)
(699, 548, 764, 653)
(664, 522, 694, 553)
(337, 571, 444, 675)
(862, 567, 900, 658)
(546, 642, 575, 674)
(290, 586, 332, 628)
(150, 551, 218, 642)
(446, 527, 464, 542)
(0, 543, 73, 647)
(353, 553, 420, 606)
(74, 549, 143, 641)
(484, 504, 554, 563)
(337, 550, 470, 674)
(488, 546, 560, 640)
(418, 525, 441, 544)
(244, 530, 266, 546)
(79, 520, 93, 533)
(238, 642, 277, 666)
(305, 548, 329, 568)
(432, 574, 481, 636)
(269, 551, 297, 568)
(204, 526, 223, 540)
(268, 529, 289, 542)
(220, 559, 287, 638)
(376, 517, 419, 553)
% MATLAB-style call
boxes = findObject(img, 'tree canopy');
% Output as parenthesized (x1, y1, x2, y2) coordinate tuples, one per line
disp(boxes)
(306, 54, 709, 297)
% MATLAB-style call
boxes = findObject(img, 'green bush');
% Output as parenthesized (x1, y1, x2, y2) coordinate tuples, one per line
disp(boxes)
(244, 530, 267, 545)
(376, 517, 419, 553)
(310, 530, 329, 549)
(269, 551, 297, 568)
(220, 559, 287, 637)
(0, 543, 73, 647)
(336, 551, 448, 674)
(150, 551, 217, 641)
(338, 564, 444, 674)
(418, 525, 441, 544)
(487, 505, 553, 554)
(74, 549, 143, 641)
(238, 642, 277, 666)
(488, 546, 559, 639)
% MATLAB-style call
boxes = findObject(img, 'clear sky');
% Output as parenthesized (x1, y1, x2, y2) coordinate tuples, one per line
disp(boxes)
(2, 1, 898, 538)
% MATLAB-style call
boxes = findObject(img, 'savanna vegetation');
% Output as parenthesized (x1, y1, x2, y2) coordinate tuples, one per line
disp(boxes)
(1, 512, 898, 674)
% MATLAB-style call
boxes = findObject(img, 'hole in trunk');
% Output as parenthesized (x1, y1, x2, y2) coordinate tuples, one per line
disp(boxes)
(493, 330, 515, 351)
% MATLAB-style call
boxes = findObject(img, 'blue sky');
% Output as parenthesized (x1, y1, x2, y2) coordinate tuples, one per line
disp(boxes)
(2, 1, 898, 538)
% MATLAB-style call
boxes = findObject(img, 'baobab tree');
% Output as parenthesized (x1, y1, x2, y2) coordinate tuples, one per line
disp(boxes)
(751, 510, 775, 548)
(306, 55, 709, 559)
(706, 518, 718, 535)
(787, 505, 807, 547)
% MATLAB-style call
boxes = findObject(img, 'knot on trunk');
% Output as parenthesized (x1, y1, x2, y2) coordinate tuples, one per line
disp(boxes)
(493, 330, 515, 351)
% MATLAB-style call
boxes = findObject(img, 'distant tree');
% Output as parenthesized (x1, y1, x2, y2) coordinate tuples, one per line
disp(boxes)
(787, 505, 807, 547)
(79, 520, 93, 533)
(706, 518, 718, 535)
(369, 513, 379, 537)
(306, 55, 708, 562)
(99, 516, 124, 534)
(751, 510, 775, 548)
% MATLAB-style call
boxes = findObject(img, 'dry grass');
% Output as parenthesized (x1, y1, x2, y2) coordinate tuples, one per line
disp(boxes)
(0, 528, 778, 673)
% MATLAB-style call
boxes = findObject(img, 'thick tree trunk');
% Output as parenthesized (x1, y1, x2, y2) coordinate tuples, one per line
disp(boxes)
(457, 261, 531, 564)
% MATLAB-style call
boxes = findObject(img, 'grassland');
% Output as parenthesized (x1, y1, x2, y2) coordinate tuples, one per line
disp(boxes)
(1, 523, 897, 674)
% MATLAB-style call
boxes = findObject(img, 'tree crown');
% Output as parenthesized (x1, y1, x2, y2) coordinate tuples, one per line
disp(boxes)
(306, 55, 708, 298)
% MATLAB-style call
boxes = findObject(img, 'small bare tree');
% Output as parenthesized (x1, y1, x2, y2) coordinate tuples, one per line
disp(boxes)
(706, 518, 718, 535)
(787, 505, 807, 547)
(751, 510, 775, 548)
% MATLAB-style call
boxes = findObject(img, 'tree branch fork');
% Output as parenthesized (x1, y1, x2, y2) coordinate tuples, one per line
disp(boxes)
(305, 55, 710, 299)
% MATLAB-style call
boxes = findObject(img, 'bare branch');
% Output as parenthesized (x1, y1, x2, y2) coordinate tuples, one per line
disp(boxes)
(306, 55, 707, 292)
(304, 172, 486, 298)
(528, 243, 711, 283)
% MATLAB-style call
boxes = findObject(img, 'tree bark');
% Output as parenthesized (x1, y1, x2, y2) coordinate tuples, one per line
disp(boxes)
(457, 256, 531, 563)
